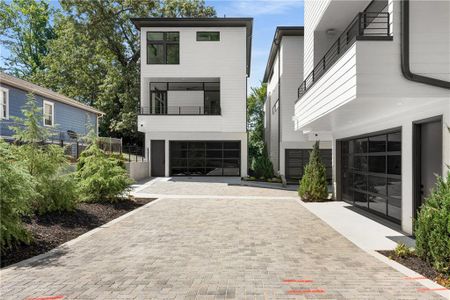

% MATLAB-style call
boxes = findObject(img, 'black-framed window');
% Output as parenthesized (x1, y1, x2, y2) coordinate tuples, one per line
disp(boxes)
(147, 32, 179, 64)
(196, 31, 220, 41)
(341, 129, 402, 223)
(148, 81, 220, 115)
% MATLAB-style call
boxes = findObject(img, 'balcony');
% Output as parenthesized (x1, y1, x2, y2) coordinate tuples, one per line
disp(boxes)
(297, 11, 392, 100)
(139, 105, 221, 115)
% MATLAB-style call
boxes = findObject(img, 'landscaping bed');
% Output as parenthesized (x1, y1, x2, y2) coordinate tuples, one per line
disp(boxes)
(1, 198, 154, 268)
(378, 250, 450, 288)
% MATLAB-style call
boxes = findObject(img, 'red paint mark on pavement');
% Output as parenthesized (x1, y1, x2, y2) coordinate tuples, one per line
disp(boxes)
(27, 296, 64, 300)
(283, 279, 313, 283)
(417, 288, 449, 292)
(403, 276, 427, 280)
(287, 289, 325, 294)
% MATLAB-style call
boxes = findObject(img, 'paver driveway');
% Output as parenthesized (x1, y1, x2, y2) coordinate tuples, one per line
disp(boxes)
(0, 178, 445, 299)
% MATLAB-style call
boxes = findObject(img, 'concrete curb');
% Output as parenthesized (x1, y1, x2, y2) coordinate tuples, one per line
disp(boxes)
(295, 198, 449, 299)
(0, 197, 162, 275)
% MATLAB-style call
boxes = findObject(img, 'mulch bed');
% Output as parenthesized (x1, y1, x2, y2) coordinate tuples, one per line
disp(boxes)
(378, 250, 450, 288)
(1, 198, 154, 268)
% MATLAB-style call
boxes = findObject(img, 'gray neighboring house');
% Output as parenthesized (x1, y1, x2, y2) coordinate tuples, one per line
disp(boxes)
(0, 72, 104, 145)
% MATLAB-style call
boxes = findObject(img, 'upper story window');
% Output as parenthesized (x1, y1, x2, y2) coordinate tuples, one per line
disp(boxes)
(196, 31, 220, 41)
(43, 100, 54, 127)
(147, 32, 180, 64)
(0, 87, 9, 119)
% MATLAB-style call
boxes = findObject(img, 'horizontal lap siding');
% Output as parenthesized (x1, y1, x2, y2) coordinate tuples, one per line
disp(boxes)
(295, 44, 357, 130)
(304, 0, 331, 78)
(0, 84, 97, 139)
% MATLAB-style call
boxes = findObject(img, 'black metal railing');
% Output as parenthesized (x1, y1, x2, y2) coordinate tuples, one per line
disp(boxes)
(297, 11, 391, 100)
(139, 105, 221, 115)
(122, 145, 146, 162)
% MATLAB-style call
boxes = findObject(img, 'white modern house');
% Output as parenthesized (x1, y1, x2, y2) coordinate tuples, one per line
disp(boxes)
(263, 26, 332, 183)
(131, 18, 252, 177)
(293, 0, 450, 234)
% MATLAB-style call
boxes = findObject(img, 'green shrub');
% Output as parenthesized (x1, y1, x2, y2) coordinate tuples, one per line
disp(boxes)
(11, 95, 77, 214)
(415, 172, 450, 274)
(76, 143, 133, 202)
(298, 141, 328, 201)
(251, 144, 274, 179)
(394, 243, 414, 258)
(0, 140, 36, 250)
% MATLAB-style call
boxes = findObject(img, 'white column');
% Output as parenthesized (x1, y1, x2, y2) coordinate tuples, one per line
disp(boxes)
(241, 135, 248, 177)
(165, 139, 170, 177)
(402, 122, 414, 234)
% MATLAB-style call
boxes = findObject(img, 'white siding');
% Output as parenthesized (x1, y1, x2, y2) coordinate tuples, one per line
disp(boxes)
(304, 0, 332, 77)
(139, 26, 247, 133)
(266, 51, 280, 170)
(295, 44, 357, 130)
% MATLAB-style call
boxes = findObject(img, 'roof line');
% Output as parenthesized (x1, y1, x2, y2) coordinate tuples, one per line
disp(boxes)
(0, 72, 104, 115)
(263, 26, 304, 83)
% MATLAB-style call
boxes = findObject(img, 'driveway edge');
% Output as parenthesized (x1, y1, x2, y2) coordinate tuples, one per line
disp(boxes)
(0, 197, 162, 275)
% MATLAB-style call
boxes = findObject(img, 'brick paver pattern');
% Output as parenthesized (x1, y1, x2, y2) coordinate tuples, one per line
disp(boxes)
(0, 180, 445, 299)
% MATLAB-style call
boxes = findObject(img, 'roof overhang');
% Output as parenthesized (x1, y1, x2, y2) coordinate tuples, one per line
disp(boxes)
(0, 72, 104, 115)
(131, 17, 253, 76)
(263, 26, 304, 83)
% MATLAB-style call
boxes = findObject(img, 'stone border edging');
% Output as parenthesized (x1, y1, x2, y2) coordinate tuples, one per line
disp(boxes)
(0, 197, 162, 275)
(294, 198, 449, 299)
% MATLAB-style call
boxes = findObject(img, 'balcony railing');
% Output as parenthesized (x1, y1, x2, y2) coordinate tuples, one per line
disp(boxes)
(139, 105, 221, 115)
(297, 11, 391, 100)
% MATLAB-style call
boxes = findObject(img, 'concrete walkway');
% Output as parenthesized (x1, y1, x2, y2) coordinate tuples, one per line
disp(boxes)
(0, 178, 446, 299)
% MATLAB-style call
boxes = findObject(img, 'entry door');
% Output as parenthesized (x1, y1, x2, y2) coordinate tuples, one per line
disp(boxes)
(151, 140, 165, 177)
(414, 118, 443, 212)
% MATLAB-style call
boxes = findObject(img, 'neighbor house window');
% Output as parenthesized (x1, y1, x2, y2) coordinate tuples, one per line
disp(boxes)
(43, 100, 54, 127)
(0, 87, 9, 119)
(196, 31, 220, 41)
(147, 32, 179, 64)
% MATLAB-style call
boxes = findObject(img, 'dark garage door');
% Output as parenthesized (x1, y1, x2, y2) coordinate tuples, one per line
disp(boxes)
(340, 130, 402, 223)
(285, 149, 332, 183)
(170, 141, 240, 176)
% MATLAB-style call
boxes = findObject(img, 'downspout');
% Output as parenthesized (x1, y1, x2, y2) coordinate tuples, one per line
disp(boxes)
(401, 0, 450, 89)
(276, 40, 281, 174)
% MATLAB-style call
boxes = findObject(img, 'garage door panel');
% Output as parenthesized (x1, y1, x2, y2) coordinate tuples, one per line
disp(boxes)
(286, 149, 332, 183)
(170, 141, 240, 176)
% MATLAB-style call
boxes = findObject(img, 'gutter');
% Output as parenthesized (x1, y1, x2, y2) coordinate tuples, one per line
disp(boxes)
(401, 0, 450, 89)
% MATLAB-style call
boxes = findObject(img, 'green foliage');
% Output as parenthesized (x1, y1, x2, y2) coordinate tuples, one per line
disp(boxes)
(251, 144, 274, 179)
(415, 173, 450, 274)
(247, 84, 266, 164)
(0, 140, 35, 250)
(25, 0, 216, 143)
(394, 243, 414, 258)
(76, 144, 133, 202)
(298, 141, 328, 201)
(0, 0, 55, 77)
(11, 95, 77, 214)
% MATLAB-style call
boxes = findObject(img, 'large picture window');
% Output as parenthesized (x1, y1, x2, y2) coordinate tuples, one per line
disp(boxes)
(147, 32, 179, 64)
(341, 130, 402, 222)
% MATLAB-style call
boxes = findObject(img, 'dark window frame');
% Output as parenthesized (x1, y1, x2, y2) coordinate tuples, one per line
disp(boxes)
(196, 31, 220, 41)
(146, 31, 180, 64)
(339, 128, 402, 223)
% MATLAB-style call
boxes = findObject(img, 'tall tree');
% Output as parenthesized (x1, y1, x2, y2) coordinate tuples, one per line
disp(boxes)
(0, 0, 55, 78)
(247, 84, 267, 163)
(33, 0, 216, 144)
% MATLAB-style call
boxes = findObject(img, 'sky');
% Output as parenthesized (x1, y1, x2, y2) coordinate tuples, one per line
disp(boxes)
(208, 0, 304, 91)
(1, 0, 305, 93)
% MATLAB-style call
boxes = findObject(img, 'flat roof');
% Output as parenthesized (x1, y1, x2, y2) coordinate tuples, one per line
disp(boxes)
(0, 72, 104, 115)
(263, 26, 304, 83)
(131, 17, 253, 76)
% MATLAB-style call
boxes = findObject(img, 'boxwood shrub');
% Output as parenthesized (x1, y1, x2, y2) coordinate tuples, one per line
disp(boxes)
(415, 172, 450, 274)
